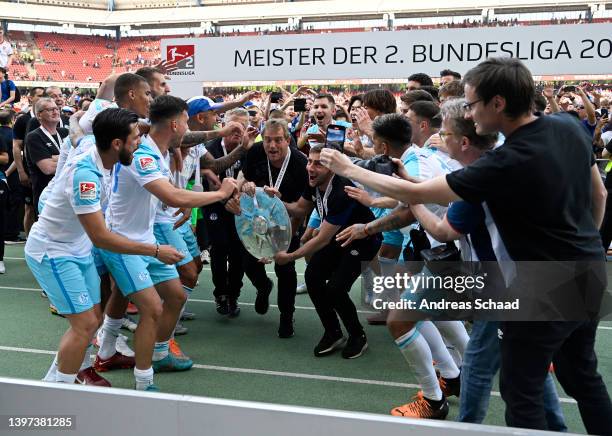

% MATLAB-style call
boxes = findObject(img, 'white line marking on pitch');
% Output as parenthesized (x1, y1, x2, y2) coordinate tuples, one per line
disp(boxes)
(3, 257, 303, 276)
(0, 345, 577, 404)
(0, 286, 377, 315)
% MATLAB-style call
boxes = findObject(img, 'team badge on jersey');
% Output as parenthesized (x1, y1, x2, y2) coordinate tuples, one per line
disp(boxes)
(79, 181, 97, 200)
(139, 156, 157, 171)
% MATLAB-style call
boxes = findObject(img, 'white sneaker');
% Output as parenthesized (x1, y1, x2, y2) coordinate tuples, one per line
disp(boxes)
(94, 330, 135, 357)
(116, 334, 135, 357)
(296, 283, 307, 294)
(121, 316, 138, 333)
(200, 249, 210, 264)
(0, 261, 5, 274)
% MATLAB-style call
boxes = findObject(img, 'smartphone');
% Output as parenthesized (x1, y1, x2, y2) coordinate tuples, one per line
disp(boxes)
(325, 125, 346, 152)
(248, 110, 257, 117)
(270, 92, 283, 103)
(601, 108, 609, 118)
(563, 85, 576, 92)
(294, 98, 307, 112)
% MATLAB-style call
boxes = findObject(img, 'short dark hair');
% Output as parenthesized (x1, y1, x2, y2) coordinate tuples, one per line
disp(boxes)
(78, 97, 92, 110)
(114, 73, 147, 103)
(92, 108, 139, 152)
(533, 94, 547, 113)
(347, 94, 363, 113)
(0, 110, 14, 126)
(363, 89, 397, 115)
(440, 69, 462, 80)
(409, 101, 441, 128)
(439, 80, 464, 99)
(29, 87, 45, 97)
(309, 144, 324, 154)
(462, 57, 535, 118)
(149, 95, 188, 124)
(420, 85, 439, 102)
(314, 94, 335, 106)
(408, 73, 433, 87)
(400, 90, 434, 106)
(135, 67, 163, 84)
(372, 113, 412, 151)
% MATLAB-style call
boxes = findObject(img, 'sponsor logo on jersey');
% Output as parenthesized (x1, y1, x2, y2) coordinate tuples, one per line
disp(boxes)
(78, 292, 90, 304)
(139, 156, 156, 171)
(79, 181, 97, 200)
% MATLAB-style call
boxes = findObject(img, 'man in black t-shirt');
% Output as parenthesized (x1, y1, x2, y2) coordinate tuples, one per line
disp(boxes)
(238, 119, 308, 338)
(24, 98, 68, 215)
(320, 58, 612, 434)
(275, 145, 381, 359)
(12, 86, 44, 236)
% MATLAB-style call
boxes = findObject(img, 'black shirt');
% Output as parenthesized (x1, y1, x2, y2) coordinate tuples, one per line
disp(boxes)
(242, 143, 307, 203)
(0, 125, 11, 174)
(13, 111, 33, 142)
(25, 126, 68, 204)
(446, 113, 603, 261)
(302, 175, 378, 250)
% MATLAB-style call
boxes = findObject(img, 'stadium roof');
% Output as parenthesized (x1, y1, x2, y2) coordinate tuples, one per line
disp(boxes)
(1, 0, 601, 28)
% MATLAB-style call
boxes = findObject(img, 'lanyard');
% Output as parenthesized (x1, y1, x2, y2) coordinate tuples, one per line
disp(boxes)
(39, 125, 61, 153)
(267, 148, 291, 190)
(315, 175, 334, 219)
(220, 140, 234, 179)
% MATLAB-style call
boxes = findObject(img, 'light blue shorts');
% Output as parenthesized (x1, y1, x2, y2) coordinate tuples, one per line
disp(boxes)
(92, 247, 108, 276)
(25, 254, 101, 315)
(371, 207, 403, 248)
(99, 249, 179, 295)
(176, 221, 200, 260)
(153, 222, 194, 267)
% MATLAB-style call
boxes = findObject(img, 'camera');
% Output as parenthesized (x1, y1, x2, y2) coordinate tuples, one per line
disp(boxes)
(352, 154, 398, 177)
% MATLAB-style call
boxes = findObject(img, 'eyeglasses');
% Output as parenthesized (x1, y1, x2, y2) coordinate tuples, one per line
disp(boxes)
(462, 99, 482, 110)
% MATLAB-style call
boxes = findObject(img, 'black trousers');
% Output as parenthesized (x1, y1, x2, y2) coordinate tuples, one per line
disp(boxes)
(207, 210, 273, 301)
(305, 238, 380, 337)
(4, 175, 22, 240)
(242, 235, 299, 317)
(500, 321, 612, 435)
(207, 211, 246, 300)
(0, 180, 7, 260)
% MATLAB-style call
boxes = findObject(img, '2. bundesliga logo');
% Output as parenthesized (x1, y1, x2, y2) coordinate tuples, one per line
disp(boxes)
(79, 181, 97, 200)
(166, 45, 196, 76)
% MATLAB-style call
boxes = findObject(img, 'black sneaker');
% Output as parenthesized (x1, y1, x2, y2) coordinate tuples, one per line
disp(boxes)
(228, 298, 241, 318)
(215, 296, 229, 315)
(439, 373, 461, 398)
(313, 331, 345, 357)
(278, 316, 294, 338)
(254, 282, 273, 315)
(341, 334, 368, 359)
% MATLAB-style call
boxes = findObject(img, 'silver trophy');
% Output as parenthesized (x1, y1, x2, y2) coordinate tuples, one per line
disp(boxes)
(235, 187, 291, 260)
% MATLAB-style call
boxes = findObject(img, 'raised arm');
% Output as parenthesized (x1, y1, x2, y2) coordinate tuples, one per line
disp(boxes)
(321, 149, 460, 206)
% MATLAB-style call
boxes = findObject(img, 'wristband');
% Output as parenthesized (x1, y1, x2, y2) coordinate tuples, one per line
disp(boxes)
(154, 243, 160, 258)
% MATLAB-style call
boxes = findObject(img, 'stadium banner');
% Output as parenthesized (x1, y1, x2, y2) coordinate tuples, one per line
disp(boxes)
(161, 23, 611, 82)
